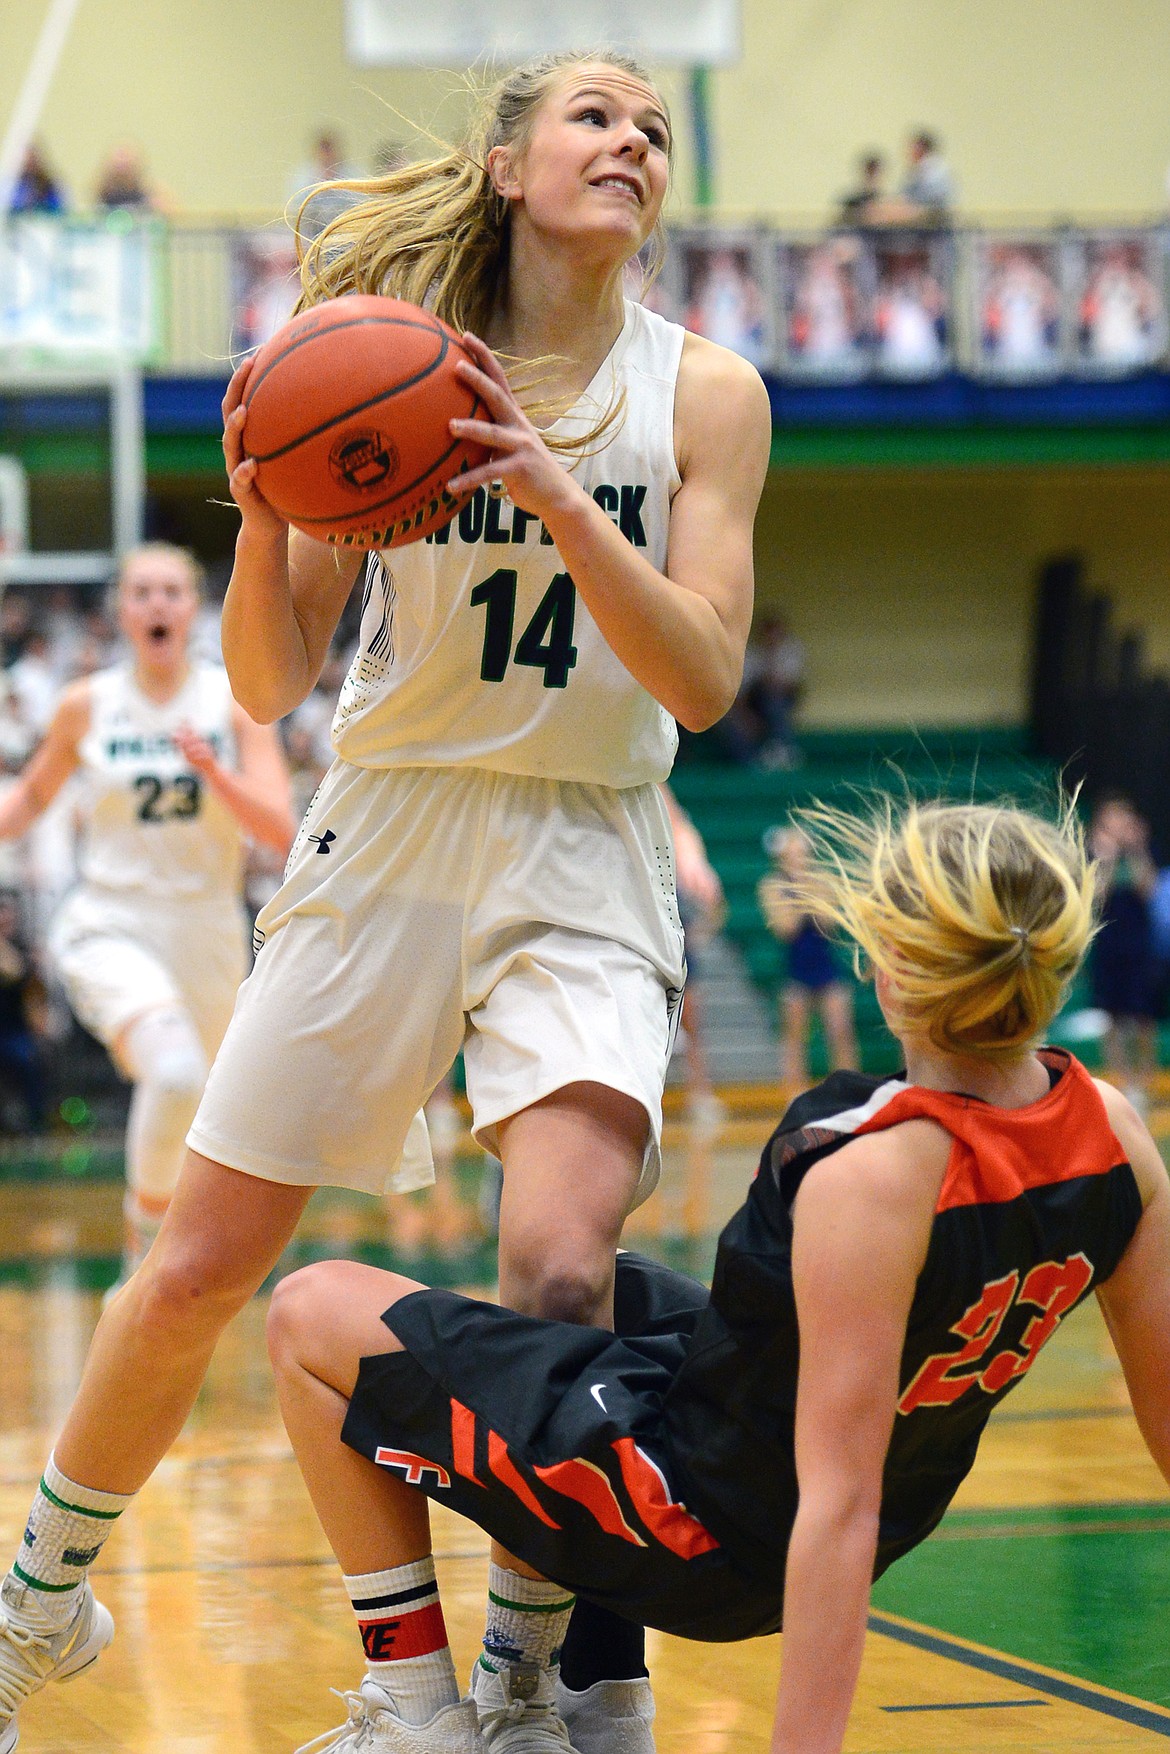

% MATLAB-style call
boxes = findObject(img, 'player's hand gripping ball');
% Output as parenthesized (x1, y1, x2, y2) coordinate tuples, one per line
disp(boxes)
(241, 295, 490, 549)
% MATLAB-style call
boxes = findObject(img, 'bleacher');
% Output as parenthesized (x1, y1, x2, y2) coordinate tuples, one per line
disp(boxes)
(671, 727, 1065, 1074)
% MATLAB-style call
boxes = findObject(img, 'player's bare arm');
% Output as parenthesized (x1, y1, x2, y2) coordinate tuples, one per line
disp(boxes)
(448, 331, 771, 730)
(1092, 1081, 1170, 1482)
(173, 708, 298, 856)
(776, 1119, 949, 1754)
(0, 680, 90, 839)
(219, 356, 363, 723)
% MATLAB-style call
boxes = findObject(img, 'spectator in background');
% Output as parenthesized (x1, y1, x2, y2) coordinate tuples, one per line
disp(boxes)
(0, 598, 33, 668)
(286, 643, 350, 776)
(42, 587, 87, 684)
(0, 676, 36, 782)
(288, 129, 364, 238)
(837, 153, 889, 227)
(899, 130, 955, 225)
(719, 611, 805, 768)
(745, 612, 805, 766)
(7, 143, 66, 215)
(191, 566, 230, 665)
(758, 826, 857, 1091)
(1150, 860, 1170, 1021)
(94, 143, 172, 216)
(282, 722, 329, 823)
(290, 129, 361, 194)
(76, 603, 117, 676)
(0, 892, 47, 1134)
(7, 630, 57, 737)
(1089, 794, 1160, 1112)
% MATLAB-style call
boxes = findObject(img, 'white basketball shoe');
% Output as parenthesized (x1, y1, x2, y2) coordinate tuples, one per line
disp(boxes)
(469, 1661, 578, 1752)
(0, 1576, 114, 1753)
(555, 1678, 656, 1754)
(296, 1679, 484, 1753)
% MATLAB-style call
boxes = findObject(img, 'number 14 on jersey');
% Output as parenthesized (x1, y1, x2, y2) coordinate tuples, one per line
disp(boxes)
(471, 570, 578, 690)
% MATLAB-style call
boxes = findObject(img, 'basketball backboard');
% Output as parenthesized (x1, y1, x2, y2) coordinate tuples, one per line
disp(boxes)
(345, 0, 741, 67)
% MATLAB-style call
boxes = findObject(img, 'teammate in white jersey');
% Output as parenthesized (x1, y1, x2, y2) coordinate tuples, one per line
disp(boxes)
(0, 544, 295, 1285)
(0, 54, 770, 1754)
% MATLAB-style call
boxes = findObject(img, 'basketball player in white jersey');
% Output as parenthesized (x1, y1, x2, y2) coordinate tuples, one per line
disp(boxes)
(0, 544, 295, 1286)
(0, 55, 769, 1754)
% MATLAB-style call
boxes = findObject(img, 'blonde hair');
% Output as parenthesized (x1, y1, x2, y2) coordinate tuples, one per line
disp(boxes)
(789, 796, 1096, 1059)
(294, 51, 670, 447)
(116, 542, 204, 599)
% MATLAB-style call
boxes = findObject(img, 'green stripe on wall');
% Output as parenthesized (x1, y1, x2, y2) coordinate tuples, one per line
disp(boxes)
(0, 434, 223, 477)
(11, 427, 1170, 480)
(770, 427, 1170, 470)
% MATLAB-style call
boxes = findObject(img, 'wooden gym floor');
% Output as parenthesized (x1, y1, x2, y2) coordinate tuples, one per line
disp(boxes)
(0, 1096, 1168, 1752)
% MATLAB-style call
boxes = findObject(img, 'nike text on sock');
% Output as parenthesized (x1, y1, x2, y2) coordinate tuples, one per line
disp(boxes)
(344, 1558, 458, 1728)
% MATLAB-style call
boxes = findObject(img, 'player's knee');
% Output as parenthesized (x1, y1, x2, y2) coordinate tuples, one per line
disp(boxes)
(132, 1234, 262, 1334)
(266, 1265, 336, 1371)
(505, 1252, 613, 1325)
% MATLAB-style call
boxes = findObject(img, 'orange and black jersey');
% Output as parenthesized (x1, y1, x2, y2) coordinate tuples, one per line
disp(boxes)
(663, 1049, 1142, 1585)
(341, 1048, 1141, 1643)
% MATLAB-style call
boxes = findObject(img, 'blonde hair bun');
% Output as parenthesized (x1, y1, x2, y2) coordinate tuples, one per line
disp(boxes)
(788, 796, 1096, 1059)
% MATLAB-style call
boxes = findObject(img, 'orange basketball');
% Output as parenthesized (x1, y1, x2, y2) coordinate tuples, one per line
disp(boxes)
(241, 295, 490, 549)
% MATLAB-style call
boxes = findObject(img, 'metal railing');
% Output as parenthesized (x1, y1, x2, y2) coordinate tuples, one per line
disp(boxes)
(3, 212, 1170, 381)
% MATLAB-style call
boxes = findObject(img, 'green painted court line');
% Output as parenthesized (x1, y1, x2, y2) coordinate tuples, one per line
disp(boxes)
(939, 1500, 1170, 1525)
(869, 1614, 1170, 1736)
(933, 1515, 1170, 1540)
(882, 1699, 1049, 1713)
(930, 1501, 1170, 1541)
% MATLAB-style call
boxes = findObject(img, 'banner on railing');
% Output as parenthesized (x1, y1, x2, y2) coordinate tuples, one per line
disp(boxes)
(665, 222, 1169, 382)
(967, 234, 1066, 381)
(1067, 230, 1167, 376)
(5, 214, 1167, 383)
(0, 217, 160, 359)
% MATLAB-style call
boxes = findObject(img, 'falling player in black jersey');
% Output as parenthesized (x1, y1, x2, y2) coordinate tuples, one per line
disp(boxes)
(267, 795, 1170, 1754)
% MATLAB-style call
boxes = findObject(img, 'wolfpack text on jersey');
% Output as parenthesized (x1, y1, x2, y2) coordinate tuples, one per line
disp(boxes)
(332, 299, 683, 787)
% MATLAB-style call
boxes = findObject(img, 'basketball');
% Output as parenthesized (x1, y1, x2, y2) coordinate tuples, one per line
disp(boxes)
(241, 295, 491, 549)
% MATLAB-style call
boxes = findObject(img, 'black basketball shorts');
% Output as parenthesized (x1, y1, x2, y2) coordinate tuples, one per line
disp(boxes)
(340, 1253, 784, 1643)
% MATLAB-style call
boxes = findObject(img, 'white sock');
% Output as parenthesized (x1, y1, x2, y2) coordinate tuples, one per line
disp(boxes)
(480, 1564, 576, 1703)
(11, 1452, 132, 1621)
(344, 1558, 458, 1727)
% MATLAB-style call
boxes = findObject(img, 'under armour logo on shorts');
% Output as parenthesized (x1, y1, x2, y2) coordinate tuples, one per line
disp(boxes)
(308, 829, 337, 855)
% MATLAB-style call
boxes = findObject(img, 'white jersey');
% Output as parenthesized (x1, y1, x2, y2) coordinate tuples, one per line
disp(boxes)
(332, 299, 683, 787)
(74, 662, 244, 901)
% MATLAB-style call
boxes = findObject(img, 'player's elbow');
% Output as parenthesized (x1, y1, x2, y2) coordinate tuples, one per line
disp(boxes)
(230, 677, 297, 727)
(674, 673, 739, 734)
(798, 1476, 883, 1546)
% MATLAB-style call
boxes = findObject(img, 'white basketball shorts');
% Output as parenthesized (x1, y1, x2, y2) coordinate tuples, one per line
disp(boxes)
(49, 885, 250, 1067)
(188, 762, 686, 1204)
